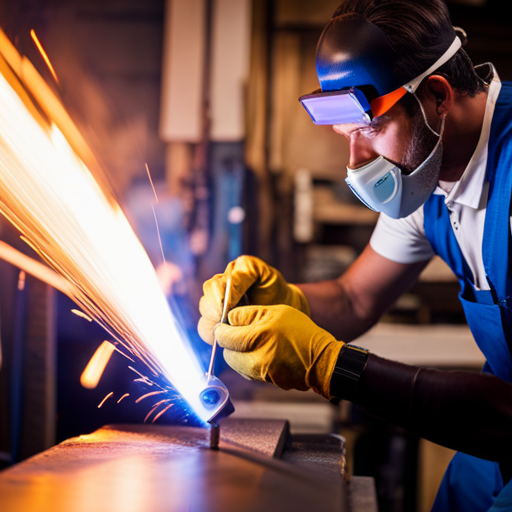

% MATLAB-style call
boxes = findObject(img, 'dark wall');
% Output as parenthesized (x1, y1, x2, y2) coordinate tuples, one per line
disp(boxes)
(0, 0, 166, 197)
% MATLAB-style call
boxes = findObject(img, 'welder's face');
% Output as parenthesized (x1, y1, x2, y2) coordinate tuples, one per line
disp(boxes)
(333, 101, 438, 175)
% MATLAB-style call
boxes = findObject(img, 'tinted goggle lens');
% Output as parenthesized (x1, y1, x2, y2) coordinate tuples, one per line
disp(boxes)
(299, 88, 372, 125)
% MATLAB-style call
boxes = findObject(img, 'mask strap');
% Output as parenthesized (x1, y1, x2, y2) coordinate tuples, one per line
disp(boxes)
(413, 92, 446, 138)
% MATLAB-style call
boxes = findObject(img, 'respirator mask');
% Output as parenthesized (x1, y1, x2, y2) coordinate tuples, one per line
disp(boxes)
(300, 13, 461, 219)
(345, 104, 445, 219)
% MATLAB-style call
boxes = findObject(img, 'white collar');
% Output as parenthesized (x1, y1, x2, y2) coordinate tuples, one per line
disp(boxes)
(433, 64, 501, 209)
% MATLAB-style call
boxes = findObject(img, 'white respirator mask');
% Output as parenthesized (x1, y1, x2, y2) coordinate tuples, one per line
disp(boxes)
(345, 99, 446, 219)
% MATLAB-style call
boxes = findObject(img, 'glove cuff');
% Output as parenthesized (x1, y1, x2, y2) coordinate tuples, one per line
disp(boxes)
(329, 344, 370, 404)
(307, 340, 344, 399)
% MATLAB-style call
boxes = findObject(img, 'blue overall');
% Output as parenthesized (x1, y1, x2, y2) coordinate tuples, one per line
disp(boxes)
(423, 81, 512, 511)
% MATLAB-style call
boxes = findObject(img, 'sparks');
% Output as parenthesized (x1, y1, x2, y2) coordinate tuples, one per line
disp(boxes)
(97, 391, 114, 409)
(71, 309, 93, 322)
(152, 403, 174, 423)
(145, 163, 159, 203)
(117, 393, 130, 404)
(146, 162, 166, 264)
(0, 28, 212, 423)
(111, 344, 135, 363)
(128, 366, 149, 380)
(30, 29, 60, 85)
(133, 378, 153, 386)
(17, 270, 26, 291)
(143, 399, 172, 423)
(151, 204, 166, 265)
(80, 341, 116, 389)
(135, 390, 165, 403)
(0, 240, 76, 296)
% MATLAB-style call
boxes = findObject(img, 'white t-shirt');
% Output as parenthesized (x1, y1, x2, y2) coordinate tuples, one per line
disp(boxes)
(370, 68, 502, 291)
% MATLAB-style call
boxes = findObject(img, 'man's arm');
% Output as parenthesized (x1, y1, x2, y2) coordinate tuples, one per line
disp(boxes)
(297, 244, 431, 341)
(355, 354, 512, 474)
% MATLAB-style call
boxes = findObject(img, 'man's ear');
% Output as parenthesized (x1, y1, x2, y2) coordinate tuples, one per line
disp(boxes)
(421, 75, 454, 115)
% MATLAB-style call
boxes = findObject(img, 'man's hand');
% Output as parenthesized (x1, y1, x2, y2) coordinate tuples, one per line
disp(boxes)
(214, 304, 343, 399)
(198, 255, 310, 344)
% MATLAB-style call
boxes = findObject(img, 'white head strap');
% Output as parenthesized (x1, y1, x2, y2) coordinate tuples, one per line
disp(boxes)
(404, 36, 462, 93)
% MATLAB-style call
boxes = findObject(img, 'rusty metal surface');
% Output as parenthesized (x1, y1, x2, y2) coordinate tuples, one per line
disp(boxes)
(0, 422, 348, 512)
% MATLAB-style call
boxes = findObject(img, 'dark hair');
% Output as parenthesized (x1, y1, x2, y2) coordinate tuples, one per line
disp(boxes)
(331, 0, 485, 96)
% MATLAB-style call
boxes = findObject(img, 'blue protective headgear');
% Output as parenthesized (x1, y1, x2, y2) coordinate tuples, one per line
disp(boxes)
(300, 12, 462, 219)
(300, 13, 460, 124)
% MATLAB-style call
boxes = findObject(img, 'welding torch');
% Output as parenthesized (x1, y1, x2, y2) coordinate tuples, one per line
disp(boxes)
(199, 277, 235, 449)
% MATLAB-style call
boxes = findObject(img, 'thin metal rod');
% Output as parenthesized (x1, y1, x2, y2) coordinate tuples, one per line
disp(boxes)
(209, 423, 220, 450)
(207, 277, 231, 381)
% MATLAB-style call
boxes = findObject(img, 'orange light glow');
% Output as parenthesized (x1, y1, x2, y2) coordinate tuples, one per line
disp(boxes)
(81, 341, 116, 389)
(17, 270, 26, 291)
(30, 29, 59, 85)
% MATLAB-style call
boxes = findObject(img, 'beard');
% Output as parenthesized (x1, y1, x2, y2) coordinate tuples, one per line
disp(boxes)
(399, 109, 441, 175)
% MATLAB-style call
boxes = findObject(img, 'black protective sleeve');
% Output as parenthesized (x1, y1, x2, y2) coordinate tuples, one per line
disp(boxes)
(336, 354, 512, 473)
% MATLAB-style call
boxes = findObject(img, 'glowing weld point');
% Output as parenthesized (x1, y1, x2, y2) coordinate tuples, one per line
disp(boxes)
(117, 393, 130, 404)
(71, 309, 93, 322)
(98, 391, 114, 408)
(30, 29, 60, 84)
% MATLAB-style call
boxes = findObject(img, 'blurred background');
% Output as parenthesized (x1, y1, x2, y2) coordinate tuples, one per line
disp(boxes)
(0, 1, 510, 510)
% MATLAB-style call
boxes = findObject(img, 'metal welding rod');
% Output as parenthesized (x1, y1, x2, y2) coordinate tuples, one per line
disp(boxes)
(209, 422, 220, 450)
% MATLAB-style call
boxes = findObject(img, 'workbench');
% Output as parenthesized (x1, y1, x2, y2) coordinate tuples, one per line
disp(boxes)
(0, 418, 377, 512)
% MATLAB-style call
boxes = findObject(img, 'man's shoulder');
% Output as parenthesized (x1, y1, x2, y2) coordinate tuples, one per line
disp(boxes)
(492, 81, 512, 147)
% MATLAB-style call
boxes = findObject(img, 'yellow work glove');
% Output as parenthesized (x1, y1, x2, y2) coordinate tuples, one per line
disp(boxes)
(198, 255, 310, 344)
(215, 304, 344, 400)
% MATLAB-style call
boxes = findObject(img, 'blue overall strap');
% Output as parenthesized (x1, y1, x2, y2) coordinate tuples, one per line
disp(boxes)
(482, 81, 512, 320)
(422, 194, 473, 296)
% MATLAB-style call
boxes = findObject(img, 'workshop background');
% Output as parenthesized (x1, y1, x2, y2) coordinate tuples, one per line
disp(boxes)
(0, 1, 510, 511)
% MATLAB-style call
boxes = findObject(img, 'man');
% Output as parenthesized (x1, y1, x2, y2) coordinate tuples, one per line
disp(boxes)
(198, 1, 512, 510)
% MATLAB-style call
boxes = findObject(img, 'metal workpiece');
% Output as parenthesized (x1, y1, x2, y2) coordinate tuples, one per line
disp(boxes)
(209, 422, 220, 449)
(0, 420, 352, 512)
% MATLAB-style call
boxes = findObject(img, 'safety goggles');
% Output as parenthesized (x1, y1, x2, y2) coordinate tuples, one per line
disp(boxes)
(300, 36, 461, 125)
